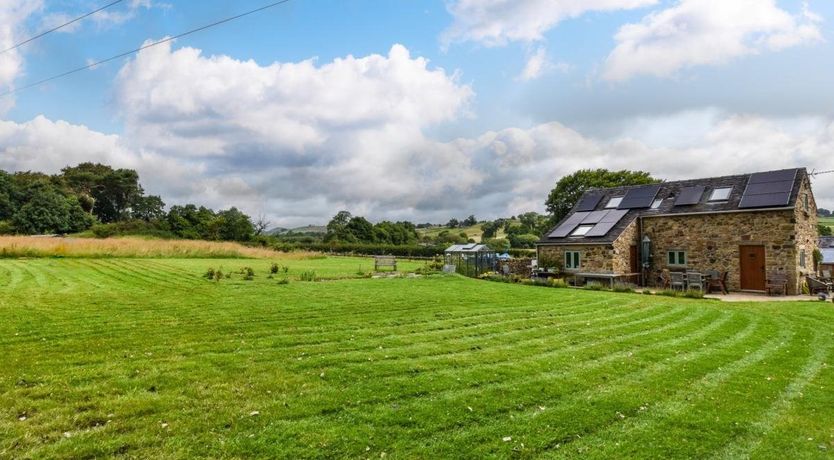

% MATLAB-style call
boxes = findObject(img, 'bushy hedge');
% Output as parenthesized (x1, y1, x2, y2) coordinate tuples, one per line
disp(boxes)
(276, 242, 447, 258)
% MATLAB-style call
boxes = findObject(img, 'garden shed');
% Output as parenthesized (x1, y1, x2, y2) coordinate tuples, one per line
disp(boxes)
(444, 243, 496, 277)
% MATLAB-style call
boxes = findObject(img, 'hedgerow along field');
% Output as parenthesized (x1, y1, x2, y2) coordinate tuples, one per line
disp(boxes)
(1, 256, 834, 458)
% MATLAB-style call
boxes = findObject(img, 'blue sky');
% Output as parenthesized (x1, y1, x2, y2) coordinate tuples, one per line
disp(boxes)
(1, 0, 833, 225)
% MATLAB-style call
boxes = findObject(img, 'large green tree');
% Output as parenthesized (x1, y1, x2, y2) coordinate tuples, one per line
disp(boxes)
(545, 169, 659, 224)
(11, 182, 94, 234)
(61, 163, 144, 223)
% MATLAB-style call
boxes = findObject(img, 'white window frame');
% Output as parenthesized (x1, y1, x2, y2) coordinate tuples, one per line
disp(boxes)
(565, 251, 581, 270)
(667, 250, 687, 267)
(651, 198, 663, 209)
(605, 197, 623, 209)
(571, 225, 593, 237)
(709, 187, 732, 202)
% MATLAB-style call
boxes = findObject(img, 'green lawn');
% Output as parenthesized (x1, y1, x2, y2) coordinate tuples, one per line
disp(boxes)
(821, 216, 834, 233)
(1, 257, 833, 458)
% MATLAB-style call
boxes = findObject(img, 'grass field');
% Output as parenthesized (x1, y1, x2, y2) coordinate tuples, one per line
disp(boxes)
(2, 257, 834, 458)
(821, 216, 834, 233)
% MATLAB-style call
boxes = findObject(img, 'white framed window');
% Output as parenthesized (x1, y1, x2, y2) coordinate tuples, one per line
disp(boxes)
(605, 197, 623, 208)
(571, 225, 593, 236)
(565, 251, 581, 270)
(709, 187, 732, 202)
(651, 198, 663, 209)
(667, 250, 687, 266)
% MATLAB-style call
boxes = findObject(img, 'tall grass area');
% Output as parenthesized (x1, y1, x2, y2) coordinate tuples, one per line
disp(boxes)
(1, 258, 832, 458)
(0, 236, 303, 259)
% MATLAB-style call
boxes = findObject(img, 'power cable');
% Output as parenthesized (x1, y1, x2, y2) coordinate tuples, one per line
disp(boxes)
(1, 0, 293, 97)
(1, 0, 126, 54)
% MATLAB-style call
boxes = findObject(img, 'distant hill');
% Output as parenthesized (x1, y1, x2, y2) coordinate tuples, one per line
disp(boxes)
(289, 225, 327, 234)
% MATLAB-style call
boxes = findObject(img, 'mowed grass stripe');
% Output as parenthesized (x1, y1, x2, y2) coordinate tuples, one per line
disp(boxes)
(1, 258, 833, 459)
(562, 323, 798, 457)
(419, 313, 772, 458)
(711, 327, 832, 460)
(239, 310, 752, 458)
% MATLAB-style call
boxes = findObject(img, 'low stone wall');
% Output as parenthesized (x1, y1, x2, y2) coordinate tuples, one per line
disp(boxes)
(496, 258, 535, 277)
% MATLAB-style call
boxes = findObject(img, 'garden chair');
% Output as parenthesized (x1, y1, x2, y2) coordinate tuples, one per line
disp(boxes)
(807, 276, 832, 295)
(686, 271, 705, 292)
(766, 272, 788, 296)
(707, 270, 729, 295)
(658, 269, 671, 289)
(669, 272, 686, 291)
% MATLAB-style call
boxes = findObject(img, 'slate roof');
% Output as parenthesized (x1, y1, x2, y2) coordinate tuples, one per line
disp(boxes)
(539, 168, 808, 246)
(820, 237, 834, 249)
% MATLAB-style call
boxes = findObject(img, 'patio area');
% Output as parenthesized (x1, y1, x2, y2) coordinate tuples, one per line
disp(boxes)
(704, 292, 826, 302)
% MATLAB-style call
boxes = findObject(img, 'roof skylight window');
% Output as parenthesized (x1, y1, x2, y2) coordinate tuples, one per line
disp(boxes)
(709, 187, 733, 202)
(605, 197, 623, 209)
(571, 225, 594, 236)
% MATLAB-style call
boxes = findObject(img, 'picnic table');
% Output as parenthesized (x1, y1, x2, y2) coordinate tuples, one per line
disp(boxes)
(573, 272, 641, 288)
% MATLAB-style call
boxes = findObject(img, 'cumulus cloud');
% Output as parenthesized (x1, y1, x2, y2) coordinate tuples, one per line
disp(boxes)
(603, 0, 824, 81)
(442, 0, 658, 46)
(0, 111, 832, 226)
(0, 0, 44, 111)
(2, 40, 831, 226)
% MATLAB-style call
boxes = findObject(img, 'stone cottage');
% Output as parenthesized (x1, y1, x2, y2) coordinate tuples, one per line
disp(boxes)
(537, 168, 818, 295)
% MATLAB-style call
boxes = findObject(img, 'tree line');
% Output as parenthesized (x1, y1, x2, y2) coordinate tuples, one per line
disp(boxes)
(0, 163, 257, 241)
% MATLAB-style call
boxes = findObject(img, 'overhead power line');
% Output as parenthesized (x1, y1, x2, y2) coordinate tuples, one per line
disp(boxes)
(1, 0, 293, 98)
(1, 0, 127, 55)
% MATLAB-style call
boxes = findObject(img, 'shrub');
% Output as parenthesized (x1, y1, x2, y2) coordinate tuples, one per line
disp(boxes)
(549, 278, 568, 288)
(239, 266, 255, 281)
(642, 289, 653, 295)
(204, 267, 216, 280)
(270, 263, 280, 274)
(657, 289, 680, 298)
(300, 271, 317, 282)
(0, 221, 15, 235)
(584, 281, 606, 291)
(683, 289, 705, 299)
(612, 283, 636, 293)
(276, 277, 289, 285)
(213, 269, 224, 282)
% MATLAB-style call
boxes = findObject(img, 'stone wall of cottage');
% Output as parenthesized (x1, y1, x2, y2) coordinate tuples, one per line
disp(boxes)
(641, 210, 803, 294)
(537, 244, 615, 274)
(612, 220, 640, 274)
(794, 176, 819, 282)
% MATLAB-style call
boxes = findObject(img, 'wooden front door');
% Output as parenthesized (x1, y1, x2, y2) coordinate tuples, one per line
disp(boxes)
(740, 245, 766, 291)
(630, 245, 640, 274)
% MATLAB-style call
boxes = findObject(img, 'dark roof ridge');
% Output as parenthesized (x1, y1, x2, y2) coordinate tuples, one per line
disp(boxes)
(583, 167, 806, 194)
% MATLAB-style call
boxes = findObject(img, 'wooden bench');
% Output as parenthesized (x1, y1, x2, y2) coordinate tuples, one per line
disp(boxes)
(374, 256, 397, 272)
(766, 272, 788, 296)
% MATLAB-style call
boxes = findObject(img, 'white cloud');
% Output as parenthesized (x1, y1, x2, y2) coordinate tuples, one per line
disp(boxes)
(442, 0, 658, 46)
(0, 0, 44, 111)
(0, 110, 832, 226)
(518, 47, 551, 81)
(603, 0, 824, 81)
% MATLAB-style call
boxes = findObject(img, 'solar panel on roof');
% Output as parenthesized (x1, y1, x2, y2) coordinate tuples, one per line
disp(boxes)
(739, 169, 798, 209)
(618, 185, 661, 209)
(585, 210, 628, 237)
(576, 192, 604, 212)
(674, 186, 705, 206)
(739, 192, 792, 208)
(744, 181, 793, 195)
(748, 169, 798, 184)
(581, 210, 610, 225)
(548, 212, 590, 238)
